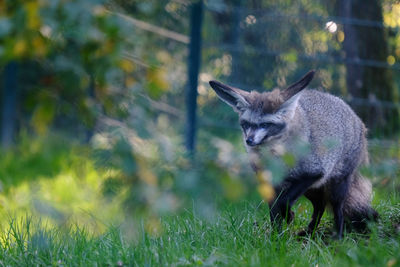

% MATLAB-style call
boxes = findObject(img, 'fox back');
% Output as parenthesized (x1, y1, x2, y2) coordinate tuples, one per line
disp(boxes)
(209, 70, 377, 237)
(290, 89, 368, 187)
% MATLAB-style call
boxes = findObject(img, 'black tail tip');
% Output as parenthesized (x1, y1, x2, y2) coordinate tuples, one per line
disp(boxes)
(347, 208, 379, 232)
(370, 208, 379, 221)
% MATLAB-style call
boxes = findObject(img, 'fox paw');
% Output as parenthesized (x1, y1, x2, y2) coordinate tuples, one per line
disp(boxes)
(297, 229, 310, 237)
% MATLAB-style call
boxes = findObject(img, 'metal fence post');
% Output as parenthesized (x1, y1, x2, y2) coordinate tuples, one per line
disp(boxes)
(185, 1, 203, 154)
(1, 61, 18, 148)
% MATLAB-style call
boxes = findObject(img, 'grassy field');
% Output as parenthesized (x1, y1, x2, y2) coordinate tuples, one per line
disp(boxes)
(0, 191, 399, 266)
(0, 137, 399, 266)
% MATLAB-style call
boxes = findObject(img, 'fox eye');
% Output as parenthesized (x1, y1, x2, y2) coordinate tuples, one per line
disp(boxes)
(240, 121, 250, 130)
(260, 122, 273, 129)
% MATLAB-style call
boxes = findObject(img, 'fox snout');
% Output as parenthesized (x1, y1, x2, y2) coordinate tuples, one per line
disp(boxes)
(244, 128, 265, 147)
(245, 135, 256, 146)
(243, 123, 286, 147)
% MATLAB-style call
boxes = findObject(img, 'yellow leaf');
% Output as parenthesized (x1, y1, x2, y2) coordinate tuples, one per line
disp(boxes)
(256, 167, 275, 202)
(14, 39, 27, 56)
(257, 183, 275, 202)
(146, 68, 169, 98)
(256, 170, 272, 184)
(25, 1, 41, 30)
(32, 36, 47, 57)
(281, 50, 298, 63)
(337, 31, 345, 43)
(119, 59, 135, 73)
(156, 51, 172, 63)
(387, 55, 396, 66)
(31, 102, 55, 135)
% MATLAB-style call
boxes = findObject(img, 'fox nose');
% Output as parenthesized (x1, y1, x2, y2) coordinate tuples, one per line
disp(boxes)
(246, 137, 256, 146)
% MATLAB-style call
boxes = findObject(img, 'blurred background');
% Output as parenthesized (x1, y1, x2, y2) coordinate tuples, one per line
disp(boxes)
(0, 0, 399, 236)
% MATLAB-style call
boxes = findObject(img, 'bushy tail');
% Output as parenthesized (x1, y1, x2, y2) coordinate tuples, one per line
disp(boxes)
(343, 172, 378, 231)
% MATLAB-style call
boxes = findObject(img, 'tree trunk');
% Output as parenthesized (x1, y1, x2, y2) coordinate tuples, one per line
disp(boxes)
(338, 0, 399, 136)
(185, 1, 203, 154)
(229, 0, 243, 85)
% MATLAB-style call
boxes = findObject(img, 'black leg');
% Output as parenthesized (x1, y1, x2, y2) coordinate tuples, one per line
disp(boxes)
(333, 201, 344, 238)
(305, 188, 326, 233)
(269, 172, 323, 229)
(329, 177, 350, 239)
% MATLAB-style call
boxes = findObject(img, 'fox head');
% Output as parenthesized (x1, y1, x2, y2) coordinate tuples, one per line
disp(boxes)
(209, 70, 315, 147)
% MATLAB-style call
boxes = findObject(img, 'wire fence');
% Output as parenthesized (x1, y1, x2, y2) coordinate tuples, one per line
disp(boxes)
(113, 1, 400, 150)
(201, 4, 400, 70)
(205, 3, 400, 30)
(116, 3, 400, 87)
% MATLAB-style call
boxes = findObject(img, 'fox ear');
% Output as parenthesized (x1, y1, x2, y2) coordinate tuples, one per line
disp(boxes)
(209, 80, 249, 112)
(281, 70, 315, 101)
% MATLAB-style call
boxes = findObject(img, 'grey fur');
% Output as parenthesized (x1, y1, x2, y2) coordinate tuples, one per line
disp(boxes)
(290, 89, 375, 223)
(209, 70, 377, 236)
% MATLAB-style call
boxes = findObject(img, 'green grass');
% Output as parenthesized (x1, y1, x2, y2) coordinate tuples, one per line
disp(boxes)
(1, 192, 399, 266)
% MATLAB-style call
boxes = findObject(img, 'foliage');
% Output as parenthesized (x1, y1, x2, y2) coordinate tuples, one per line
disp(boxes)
(0, 131, 256, 233)
(0, 134, 122, 231)
(0, 0, 131, 135)
(0, 1, 400, 265)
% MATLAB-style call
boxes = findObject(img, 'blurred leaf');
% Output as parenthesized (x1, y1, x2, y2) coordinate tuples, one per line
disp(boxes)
(257, 183, 275, 202)
(25, 1, 41, 30)
(281, 49, 298, 63)
(256, 171, 275, 202)
(13, 39, 27, 57)
(146, 68, 169, 99)
(31, 101, 56, 135)
(282, 153, 296, 168)
(220, 173, 245, 201)
(119, 58, 135, 73)
(32, 36, 47, 57)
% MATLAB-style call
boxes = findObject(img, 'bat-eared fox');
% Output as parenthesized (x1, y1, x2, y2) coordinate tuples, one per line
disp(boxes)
(209, 70, 378, 238)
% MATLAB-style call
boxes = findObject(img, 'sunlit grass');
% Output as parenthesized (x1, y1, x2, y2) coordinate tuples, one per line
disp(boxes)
(0, 193, 399, 266)
(0, 135, 399, 265)
(0, 134, 252, 234)
(0, 135, 129, 233)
